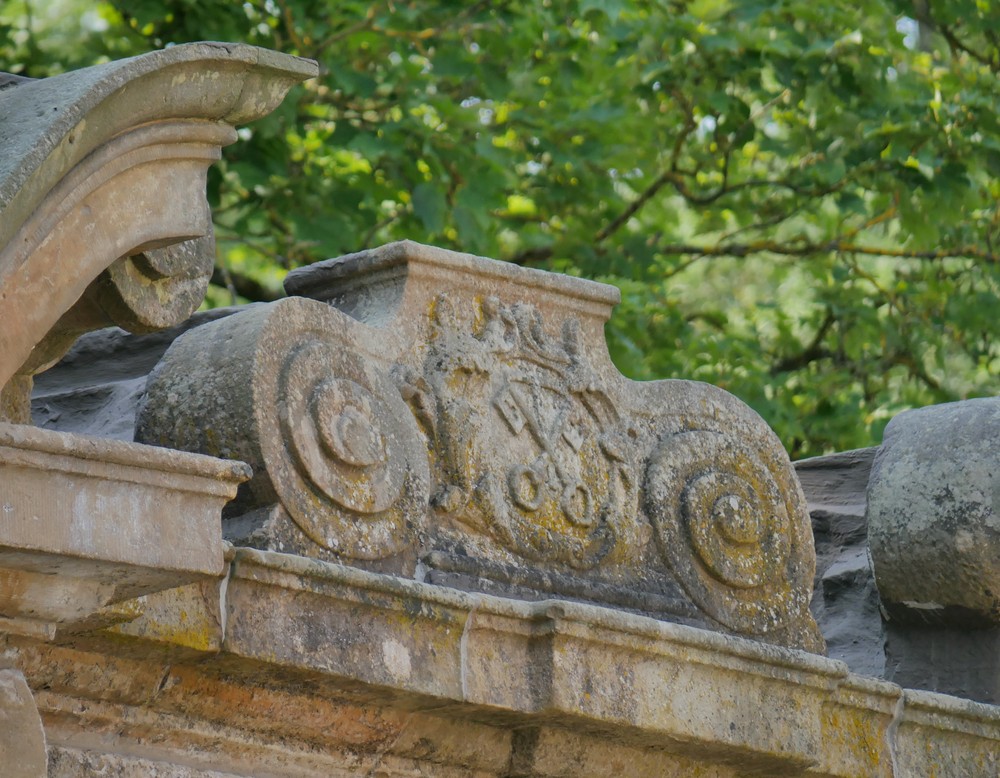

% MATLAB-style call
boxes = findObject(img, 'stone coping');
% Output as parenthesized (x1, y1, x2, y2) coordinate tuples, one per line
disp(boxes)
(0, 422, 250, 488)
(92, 546, 999, 776)
(284, 239, 623, 314)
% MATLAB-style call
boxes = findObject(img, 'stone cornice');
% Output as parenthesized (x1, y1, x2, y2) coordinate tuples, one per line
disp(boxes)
(30, 546, 993, 777)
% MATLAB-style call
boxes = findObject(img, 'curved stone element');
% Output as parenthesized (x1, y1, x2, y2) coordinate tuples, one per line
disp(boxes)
(94, 233, 218, 334)
(274, 241, 825, 652)
(136, 297, 430, 560)
(868, 398, 1000, 626)
(0, 43, 317, 421)
(644, 429, 815, 640)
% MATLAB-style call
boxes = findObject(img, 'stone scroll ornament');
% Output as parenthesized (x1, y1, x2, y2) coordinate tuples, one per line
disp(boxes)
(136, 299, 429, 560)
(644, 430, 813, 638)
(138, 241, 824, 652)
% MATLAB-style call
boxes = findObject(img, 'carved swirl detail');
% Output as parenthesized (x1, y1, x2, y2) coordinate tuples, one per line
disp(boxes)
(95, 234, 216, 334)
(277, 340, 407, 519)
(254, 319, 429, 559)
(643, 430, 810, 635)
(137, 298, 428, 560)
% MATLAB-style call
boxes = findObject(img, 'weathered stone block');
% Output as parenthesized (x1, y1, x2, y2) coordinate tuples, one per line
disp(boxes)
(0, 422, 248, 637)
(138, 240, 822, 652)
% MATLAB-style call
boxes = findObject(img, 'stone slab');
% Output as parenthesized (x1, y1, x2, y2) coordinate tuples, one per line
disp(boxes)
(795, 447, 875, 541)
(794, 449, 885, 679)
(0, 422, 249, 635)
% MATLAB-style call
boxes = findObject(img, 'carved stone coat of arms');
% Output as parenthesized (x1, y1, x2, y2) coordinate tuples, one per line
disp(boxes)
(138, 241, 823, 652)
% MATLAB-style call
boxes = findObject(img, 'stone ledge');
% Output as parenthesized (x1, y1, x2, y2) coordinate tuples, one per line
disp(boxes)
(56, 547, 997, 776)
(0, 424, 249, 638)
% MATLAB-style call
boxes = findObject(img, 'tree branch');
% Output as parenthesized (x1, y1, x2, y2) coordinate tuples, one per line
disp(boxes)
(770, 308, 835, 374)
(657, 238, 998, 262)
(938, 24, 999, 73)
(595, 169, 674, 243)
(594, 90, 698, 244)
(210, 266, 283, 303)
(313, 4, 378, 54)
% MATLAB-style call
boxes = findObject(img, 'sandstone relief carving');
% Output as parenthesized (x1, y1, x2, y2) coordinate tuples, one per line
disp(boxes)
(137, 298, 429, 560)
(138, 241, 822, 651)
(413, 294, 640, 569)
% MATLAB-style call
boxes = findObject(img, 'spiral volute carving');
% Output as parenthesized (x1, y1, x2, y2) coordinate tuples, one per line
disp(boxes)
(643, 429, 812, 635)
(268, 333, 424, 555)
(137, 297, 428, 559)
(96, 233, 216, 334)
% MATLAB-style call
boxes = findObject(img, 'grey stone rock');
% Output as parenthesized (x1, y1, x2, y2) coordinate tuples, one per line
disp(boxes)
(885, 624, 1000, 705)
(867, 398, 1000, 626)
(795, 449, 886, 676)
(796, 447, 874, 546)
(798, 430, 1000, 703)
(30, 307, 250, 436)
(0, 72, 33, 91)
(818, 547, 885, 678)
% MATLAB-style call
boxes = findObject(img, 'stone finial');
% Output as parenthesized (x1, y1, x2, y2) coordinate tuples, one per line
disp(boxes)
(0, 43, 318, 423)
(138, 240, 824, 652)
(867, 398, 1000, 626)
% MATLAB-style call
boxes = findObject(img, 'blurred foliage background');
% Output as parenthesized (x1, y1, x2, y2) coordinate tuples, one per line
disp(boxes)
(3, 0, 999, 458)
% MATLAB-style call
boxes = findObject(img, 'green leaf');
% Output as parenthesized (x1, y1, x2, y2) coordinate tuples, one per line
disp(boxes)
(412, 183, 447, 235)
